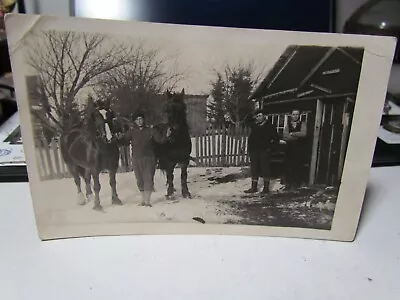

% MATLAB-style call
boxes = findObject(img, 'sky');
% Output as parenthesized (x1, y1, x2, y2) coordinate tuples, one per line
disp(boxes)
(20, 15, 296, 99)
(23, 30, 290, 103)
(135, 34, 288, 95)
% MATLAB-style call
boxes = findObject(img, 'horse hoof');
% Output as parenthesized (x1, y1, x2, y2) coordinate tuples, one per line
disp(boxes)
(138, 202, 146, 206)
(183, 192, 192, 199)
(145, 203, 153, 207)
(86, 194, 93, 202)
(112, 198, 123, 205)
(93, 204, 103, 211)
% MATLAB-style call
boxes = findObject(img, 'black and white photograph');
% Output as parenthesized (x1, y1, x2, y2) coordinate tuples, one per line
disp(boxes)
(6, 14, 396, 241)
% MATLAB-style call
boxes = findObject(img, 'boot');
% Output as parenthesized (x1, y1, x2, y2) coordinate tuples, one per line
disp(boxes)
(144, 191, 152, 207)
(244, 179, 258, 193)
(260, 178, 270, 195)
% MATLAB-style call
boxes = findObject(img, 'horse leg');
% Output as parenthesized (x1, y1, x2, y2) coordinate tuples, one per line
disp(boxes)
(69, 165, 85, 205)
(166, 166, 175, 200)
(92, 172, 103, 211)
(110, 168, 122, 205)
(181, 162, 191, 199)
(73, 173, 86, 205)
(84, 169, 93, 202)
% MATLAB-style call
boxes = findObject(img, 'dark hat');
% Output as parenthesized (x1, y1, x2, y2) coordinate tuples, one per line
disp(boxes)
(132, 111, 145, 120)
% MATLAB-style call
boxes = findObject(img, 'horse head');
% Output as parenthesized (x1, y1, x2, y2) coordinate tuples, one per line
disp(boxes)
(84, 99, 108, 142)
(164, 88, 187, 129)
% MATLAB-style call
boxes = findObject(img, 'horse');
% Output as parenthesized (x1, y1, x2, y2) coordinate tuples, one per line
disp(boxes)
(153, 88, 193, 200)
(59, 102, 122, 211)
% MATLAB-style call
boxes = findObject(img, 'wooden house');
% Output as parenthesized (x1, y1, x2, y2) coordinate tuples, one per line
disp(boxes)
(249, 45, 364, 186)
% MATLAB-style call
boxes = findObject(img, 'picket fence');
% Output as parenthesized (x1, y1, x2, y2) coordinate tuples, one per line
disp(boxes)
(35, 139, 137, 181)
(194, 125, 251, 167)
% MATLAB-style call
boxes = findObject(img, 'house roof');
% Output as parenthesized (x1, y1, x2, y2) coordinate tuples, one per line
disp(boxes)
(249, 45, 364, 104)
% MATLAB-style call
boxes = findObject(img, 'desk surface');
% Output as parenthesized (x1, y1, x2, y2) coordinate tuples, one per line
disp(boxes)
(1, 166, 399, 300)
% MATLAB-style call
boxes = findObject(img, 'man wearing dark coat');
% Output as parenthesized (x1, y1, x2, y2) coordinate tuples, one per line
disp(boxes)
(283, 109, 307, 189)
(244, 109, 280, 194)
(125, 112, 171, 207)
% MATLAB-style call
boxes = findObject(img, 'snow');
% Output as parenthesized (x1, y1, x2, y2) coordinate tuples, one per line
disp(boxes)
(34, 167, 273, 228)
(32, 166, 335, 231)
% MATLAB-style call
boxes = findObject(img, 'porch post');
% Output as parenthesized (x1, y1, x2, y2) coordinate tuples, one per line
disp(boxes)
(309, 99, 323, 185)
(338, 100, 350, 182)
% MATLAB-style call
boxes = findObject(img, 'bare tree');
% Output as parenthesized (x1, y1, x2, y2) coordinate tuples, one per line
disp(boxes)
(95, 42, 186, 123)
(24, 30, 134, 134)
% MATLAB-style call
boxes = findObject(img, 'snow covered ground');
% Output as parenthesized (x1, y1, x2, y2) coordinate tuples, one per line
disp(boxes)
(34, 167, 251, 227)
(33, 167, 335, 230)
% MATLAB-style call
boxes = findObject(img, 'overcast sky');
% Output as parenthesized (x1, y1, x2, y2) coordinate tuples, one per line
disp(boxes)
(139, 35, 288, 95)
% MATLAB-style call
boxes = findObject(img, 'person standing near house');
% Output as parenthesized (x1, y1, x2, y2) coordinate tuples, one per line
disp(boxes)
(125, 112, 171, 207)
(244, 109, 280, 194)
(283, 109, 307, 190)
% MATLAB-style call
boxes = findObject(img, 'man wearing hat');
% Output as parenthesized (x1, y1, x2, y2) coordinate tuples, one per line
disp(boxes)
(125, 112, 171, 207)
(244, 109, 279, 194)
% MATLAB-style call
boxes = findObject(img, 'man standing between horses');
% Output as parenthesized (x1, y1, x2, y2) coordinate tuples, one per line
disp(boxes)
(125, 112, 171, 207)
(244, 109, 279, 194)
(283, 109, 307, 190)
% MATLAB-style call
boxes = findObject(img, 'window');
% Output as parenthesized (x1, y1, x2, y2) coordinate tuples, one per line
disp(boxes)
(267, 111, 310, 135)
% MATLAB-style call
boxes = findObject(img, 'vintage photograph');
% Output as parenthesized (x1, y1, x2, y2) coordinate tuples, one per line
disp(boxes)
(6, 14, 396, 240)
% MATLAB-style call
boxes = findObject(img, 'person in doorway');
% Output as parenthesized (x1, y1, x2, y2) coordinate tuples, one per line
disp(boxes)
(125, 112, 171, 207)
(283, 109, 307, 190)
(244, 109, 280, 194)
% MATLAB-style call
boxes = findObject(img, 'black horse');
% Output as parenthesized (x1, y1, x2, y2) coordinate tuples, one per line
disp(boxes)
(59, 100, 122, 211)
(153, 89, 193, 200)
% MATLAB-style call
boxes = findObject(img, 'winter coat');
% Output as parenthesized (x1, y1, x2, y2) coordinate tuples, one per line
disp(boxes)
(247, 119, 279, 154)
(125, 125, 168, 159)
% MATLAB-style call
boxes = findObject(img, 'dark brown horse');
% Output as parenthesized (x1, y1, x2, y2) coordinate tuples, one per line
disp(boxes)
(153, 89, 193, 200)
(59, 102, 122, 211)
